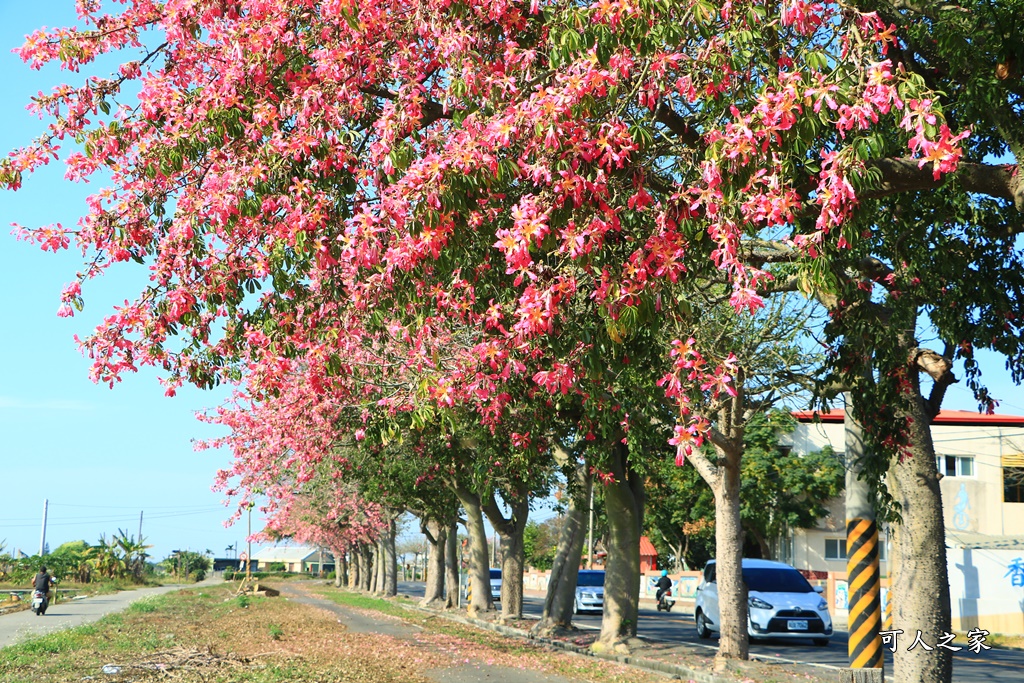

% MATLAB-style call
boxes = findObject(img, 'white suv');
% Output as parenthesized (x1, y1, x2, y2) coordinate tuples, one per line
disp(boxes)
(694, 558, 832, 646)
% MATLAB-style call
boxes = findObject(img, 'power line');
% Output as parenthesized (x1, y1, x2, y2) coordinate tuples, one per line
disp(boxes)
(0, 507, 225, 528)
(48, 502, 226, 510)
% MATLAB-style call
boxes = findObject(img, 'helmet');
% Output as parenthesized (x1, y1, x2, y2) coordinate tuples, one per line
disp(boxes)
(661, 569, 668, 577)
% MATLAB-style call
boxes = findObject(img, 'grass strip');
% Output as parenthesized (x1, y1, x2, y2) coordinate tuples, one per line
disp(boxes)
(0, 585, 435, 683)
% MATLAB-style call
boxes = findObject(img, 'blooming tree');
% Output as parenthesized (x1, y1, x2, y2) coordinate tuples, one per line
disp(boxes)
(6, 1, 1021, 676)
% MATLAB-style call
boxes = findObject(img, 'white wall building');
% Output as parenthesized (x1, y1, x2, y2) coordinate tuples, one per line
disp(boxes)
(783, 409, 1024, 632)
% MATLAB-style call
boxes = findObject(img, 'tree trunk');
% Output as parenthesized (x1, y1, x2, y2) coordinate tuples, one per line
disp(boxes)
(364, 544, 375, 592)
(482, 487, 530, 620)
(367, 545, 374, 592)
(351, 545, 361, 589)
(887, 382, 952, 683)
(444, 521, 459, 609)
(334, 550, 347, 588)
(375, 537, 387, 594)
(534, 466, 591, 635)
(422, 519, 447, 606)
(750, 528, 772, 560)
(369, 543, 378, 593)
(714, 440, 750, 663)
(453, 486, 492, 616)
(384, 516, 398, 597)
(595, 441, 644, 654)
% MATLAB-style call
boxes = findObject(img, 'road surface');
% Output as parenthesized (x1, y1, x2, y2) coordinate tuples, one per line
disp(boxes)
(397, 581, 1024, 683)
(0, 582, 209, 650)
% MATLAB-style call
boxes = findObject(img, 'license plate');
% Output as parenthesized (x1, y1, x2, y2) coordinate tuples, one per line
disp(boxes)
(787, 620, 809, 631)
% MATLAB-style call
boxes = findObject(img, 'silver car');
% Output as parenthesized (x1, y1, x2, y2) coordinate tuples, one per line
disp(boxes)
(574, 569, 605, 613)
(490, 568, 502, 602)
(694, 558, 832, 646)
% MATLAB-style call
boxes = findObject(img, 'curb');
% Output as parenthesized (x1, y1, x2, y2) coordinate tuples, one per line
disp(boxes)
(403, 600, 735, 683)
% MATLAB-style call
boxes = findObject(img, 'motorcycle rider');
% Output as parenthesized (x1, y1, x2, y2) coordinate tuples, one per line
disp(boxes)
(31, 566, 55, 612)
(655, 569, 672, 606)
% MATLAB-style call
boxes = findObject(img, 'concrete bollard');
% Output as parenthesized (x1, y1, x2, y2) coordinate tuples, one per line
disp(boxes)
(839, 668, 884, 683)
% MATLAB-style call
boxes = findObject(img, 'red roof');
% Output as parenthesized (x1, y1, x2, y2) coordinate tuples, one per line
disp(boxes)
(639, 536, 658, 557)
(792, 408, 1024, 427)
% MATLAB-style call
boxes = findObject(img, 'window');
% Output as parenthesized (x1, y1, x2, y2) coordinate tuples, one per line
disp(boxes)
(878, 542, 888, 563)
(825, 539, 847, 561)
(936, 455, 974, 477)
(743, 568, 814, 593)
(1005, 467, 1024, 503)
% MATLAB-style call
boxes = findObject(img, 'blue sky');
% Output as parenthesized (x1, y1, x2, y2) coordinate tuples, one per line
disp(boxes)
(0, 2, 1021, 564)
(0, 1, 246, 562)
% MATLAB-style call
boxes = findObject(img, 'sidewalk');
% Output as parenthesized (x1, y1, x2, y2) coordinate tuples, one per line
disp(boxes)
(283, 584, 627, 683)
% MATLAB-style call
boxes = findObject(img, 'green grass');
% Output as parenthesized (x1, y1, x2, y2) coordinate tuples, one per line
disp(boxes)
(0, 589, 219, 681)
(125, 597, 159, 613)
(315, 589, 420, 621)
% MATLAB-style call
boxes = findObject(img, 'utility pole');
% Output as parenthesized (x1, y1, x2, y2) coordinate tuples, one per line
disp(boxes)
(39, 499, 49, 556)
(138, 510, 144, 541)
(587, 485, 594, 569)
(844, 396, 883, 674)
(246, 505, 253, 581)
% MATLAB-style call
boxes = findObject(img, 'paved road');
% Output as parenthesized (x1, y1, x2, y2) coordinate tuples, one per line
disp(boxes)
(0, 582, 210, 650)
(397, 582, 1024, 683)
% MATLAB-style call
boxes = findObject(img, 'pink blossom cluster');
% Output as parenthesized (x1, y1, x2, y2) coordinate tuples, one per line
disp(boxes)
(3, 0, 975, 482)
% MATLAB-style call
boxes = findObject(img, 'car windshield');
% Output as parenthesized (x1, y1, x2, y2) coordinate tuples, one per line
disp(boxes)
(743, 568, 814, 593)
(490, 569, 501, 579)
(576, 572, 605, 587)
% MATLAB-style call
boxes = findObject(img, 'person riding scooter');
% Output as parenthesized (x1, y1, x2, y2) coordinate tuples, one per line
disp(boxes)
(655, 570, 673, 611)
(31, 565, 55, 616)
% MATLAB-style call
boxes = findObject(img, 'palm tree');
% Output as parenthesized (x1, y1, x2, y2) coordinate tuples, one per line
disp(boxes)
(114, 530, 152, 582)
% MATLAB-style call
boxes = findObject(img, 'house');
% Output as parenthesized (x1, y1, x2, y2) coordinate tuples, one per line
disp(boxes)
(781, 408, 1024, 631)
(639, 536, 659, 573)
(251, 546, 334, 573)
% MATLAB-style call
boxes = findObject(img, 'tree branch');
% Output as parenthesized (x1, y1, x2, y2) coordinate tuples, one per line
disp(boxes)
(866, 158, 1024, 216)
(682, 446, 720, 490)
(913, 346, 958, 419)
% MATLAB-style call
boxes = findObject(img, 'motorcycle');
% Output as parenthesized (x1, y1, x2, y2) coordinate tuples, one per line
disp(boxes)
(656, 589, 674, 612)
(31, 589, 48, 616)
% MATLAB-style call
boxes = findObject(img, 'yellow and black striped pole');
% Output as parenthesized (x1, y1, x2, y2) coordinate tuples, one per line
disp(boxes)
(847, 518, 883, 668)
(844, 398, 883, 671)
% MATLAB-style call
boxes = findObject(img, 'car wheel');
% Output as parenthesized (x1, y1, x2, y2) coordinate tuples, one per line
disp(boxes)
(813, 638, 830, 647)
(573, 599, 580, 615)
(695, 610, 711, 639)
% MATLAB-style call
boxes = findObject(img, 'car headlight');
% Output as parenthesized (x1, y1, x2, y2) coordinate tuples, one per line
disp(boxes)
(817, 599, 828, 611)
(748, 597, 774, 610)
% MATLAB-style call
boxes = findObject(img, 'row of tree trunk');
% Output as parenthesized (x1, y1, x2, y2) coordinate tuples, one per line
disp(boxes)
(333, 516, 400, 596)
(329, 403, 953, 683)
